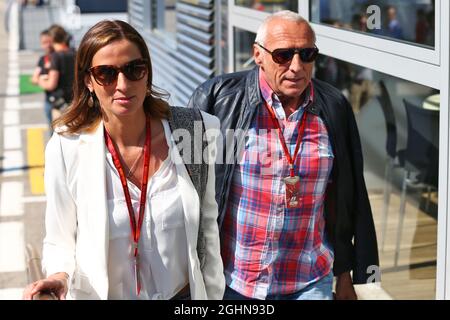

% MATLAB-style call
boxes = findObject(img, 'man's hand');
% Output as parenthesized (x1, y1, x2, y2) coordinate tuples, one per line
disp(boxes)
(23, 272, 69, 300)
(335, 272, 357, 300)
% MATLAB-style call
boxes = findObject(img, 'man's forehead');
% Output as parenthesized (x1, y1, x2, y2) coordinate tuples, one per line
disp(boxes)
(265, 21, 314, 45)
(267, 18, 309, 30)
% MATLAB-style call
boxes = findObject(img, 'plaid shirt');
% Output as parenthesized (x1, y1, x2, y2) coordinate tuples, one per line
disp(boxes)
(221, 70, 335, 299)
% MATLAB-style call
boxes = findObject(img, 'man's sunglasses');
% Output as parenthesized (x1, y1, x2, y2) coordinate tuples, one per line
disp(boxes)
(255, 43, 319, 64)
(87, 58, 148, 86)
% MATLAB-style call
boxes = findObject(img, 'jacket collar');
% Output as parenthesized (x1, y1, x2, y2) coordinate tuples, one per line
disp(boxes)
(79, 120, 102, 144)
(309, 79, 322, 116)
(162, 119, 203, 282)
(245, 66, 264, 109)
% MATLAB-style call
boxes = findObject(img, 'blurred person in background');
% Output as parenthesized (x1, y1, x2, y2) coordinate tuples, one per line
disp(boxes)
(349, 12, 374, 114)
(31, 28, 54, 131)
(415, 9, 430, 45)
(36, 25, 76, 131)
(385, 5, 404, 40)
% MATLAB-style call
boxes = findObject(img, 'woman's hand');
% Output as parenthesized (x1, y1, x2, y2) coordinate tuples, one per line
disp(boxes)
(31, 67, 42, 85)
(38, 70, 58, 91)
(22, 272, 69, 300)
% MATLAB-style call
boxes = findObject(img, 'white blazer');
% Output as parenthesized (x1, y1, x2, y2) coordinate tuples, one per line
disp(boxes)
(41, 111, 225, 300)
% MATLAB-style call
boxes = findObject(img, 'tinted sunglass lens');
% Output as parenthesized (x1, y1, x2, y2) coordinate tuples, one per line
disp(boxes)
(128, 64, 147, 81)
(273, 49, 294, 64)
(94, 66, 117, 85)
(124, 62, 147, 81)
(301, 48, 318, 63)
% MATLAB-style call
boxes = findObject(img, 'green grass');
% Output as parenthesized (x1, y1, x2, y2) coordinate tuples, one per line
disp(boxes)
(20, 74, 43, 95)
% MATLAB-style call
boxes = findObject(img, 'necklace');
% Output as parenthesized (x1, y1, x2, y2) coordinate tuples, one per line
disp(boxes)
(125, 130, 147, 179)
(126, 147, 144, 178)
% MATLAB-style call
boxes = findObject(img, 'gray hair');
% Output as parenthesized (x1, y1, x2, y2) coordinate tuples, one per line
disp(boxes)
(255, 10, 316, 45)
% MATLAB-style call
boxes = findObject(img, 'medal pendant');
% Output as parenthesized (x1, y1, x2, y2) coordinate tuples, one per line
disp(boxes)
(284, 176, 301, 209)
(134, 254, 141, 296)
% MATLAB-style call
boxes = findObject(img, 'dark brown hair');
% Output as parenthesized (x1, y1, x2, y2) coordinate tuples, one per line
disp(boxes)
(40, 29, 50, 37)
(48, 24, 70, 45)
(54, 20, 170, 134)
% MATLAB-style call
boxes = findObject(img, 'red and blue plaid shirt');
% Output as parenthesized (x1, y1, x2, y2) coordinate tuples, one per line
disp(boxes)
(221, 69, 335, 299)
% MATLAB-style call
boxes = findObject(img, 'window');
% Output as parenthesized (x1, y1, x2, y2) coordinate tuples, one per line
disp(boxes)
(75, 0, 127, 13)
(162, 0, 177, 34)
(316, 54, 439, 299)
(218, 0, 230, 74)
(310, 0, 435, 48)
(153, 0, 177, 43)
(234, 0, 298, 13)
(234, 28, 256, 71)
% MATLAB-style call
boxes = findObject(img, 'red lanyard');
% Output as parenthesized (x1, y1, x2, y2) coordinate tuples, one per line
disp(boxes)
(104, 117, 151, 295)
(264, 97, 310, 178)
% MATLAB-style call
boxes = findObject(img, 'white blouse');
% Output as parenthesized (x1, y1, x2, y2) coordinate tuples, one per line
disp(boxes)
(105, 119, 189, 300)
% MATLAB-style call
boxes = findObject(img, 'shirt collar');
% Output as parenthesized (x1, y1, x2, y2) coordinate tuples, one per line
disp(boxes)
(258, 68, 314, 120)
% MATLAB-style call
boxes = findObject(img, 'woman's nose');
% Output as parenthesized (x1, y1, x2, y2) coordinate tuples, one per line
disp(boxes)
(115, 71, 130, 90)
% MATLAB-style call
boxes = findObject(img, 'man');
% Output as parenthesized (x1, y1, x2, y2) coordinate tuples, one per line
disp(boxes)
(188, 11, 379, 300)
(385, 5, 404, 39)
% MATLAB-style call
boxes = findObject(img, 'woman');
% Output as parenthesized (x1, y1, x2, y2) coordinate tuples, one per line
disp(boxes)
(23, 20, 224, 300)
(37, 24, 76, 126)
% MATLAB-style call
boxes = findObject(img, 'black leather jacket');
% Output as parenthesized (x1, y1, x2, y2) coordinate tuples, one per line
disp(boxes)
(188, 67, 379, 283)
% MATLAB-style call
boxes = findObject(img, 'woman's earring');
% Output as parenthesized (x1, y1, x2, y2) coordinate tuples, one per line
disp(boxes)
(146, 88, 151, 97)
(88, 91, 95, 108)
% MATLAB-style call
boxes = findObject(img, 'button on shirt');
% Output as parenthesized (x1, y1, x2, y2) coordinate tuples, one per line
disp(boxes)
(106, 119, 189, 300)
(221, 70, 335, 299)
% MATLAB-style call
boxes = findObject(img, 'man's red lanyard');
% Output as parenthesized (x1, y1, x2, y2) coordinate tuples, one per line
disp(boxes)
(264, 101, 308, 178)
(104, 117, 151, 296)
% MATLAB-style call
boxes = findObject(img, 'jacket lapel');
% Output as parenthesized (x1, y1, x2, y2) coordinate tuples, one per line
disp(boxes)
(167, 131, 200, 252)
(164, 122, 202, 292)
(242, 67, 263, 129)
(78, 122, 109, 298)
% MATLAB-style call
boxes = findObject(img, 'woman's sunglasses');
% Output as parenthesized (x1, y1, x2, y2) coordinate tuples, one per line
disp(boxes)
(87, 58, 148, 86)
(255, 43, 319, 64)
